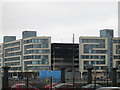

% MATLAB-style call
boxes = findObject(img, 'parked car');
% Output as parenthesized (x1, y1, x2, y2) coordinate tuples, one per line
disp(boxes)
(11, 83, 39, 90)
(96, 87, 120, 90)
(44, 83, 58, 89)
(52, 83, 74, 90)
(12, 76, 18, 79)
(82, 84, 102, 89)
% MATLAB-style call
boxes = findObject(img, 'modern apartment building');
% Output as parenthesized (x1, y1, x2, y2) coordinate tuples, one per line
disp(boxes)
(0, 31, 51, 77)
(79, 29, 120, 78)
(51, 43, 79, 70)
(112, 38, 120, 72)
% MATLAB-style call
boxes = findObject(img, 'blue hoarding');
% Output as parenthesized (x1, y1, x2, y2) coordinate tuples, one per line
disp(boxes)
(39, 71, 61, 78)
(39, 71, 61, 82)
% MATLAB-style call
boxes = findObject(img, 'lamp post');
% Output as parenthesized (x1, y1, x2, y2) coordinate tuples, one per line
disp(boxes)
(93, 67, 97, 89)
(50, 71, 52, 90)
(106, 67, 109, 87)
(52, 47, 55, 70)
(24, 64, 29, 90)
(72, 34, 75, 87)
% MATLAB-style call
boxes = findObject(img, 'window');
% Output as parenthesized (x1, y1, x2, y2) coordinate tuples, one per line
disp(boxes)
(81, 39, 105, 43)
(4, 42, 20, 48)
(24, 39, 32, 44)
(5, 62, 20, 66)
(26, 66, 50, 70)
(5, 47, 20, 52)
(91, 61, 96, 64)
(9, 67, 21, 70)
(94, 66, 106, 70)
(24, 55, 49, 64)
(114, 56, 120, 59)
(113, 40, 120, 43)
(91, 61, 105, 64)
(5, 52, 21, 57)
(81, 55, 89, 59)
(5, 57, 20, 61)
(84, 44, 105, 54)
(84, 61, 89, 64)
(116, 50, 120, 54)
(25, 49, 50, 54)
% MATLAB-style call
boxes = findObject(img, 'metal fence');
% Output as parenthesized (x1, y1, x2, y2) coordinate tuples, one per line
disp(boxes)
(8, 71, 120, 89)
(8, 77, 61, 89)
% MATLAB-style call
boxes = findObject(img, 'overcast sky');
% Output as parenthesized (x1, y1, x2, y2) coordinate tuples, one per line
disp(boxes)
(0, 0, 118, 43)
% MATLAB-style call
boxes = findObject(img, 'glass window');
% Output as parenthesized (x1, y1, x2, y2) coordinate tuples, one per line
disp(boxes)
(114, 56, 120, 59)
(25, 49, 50, 54)
(4, 42, 20, 48)
(91, 61, 96, 64)
(113, 40, 120, 43)
(9, 67, 21, 70)
(5, 51, 21, 57)
(26, 66, 50, 70)
(84, 61, 89, 64)
(5, 57, 20, 61)
(24, 55, 49, 60)
(81, 39, 105, 43)
(5, 62, 20, 66)
(24, 39, 32, 44)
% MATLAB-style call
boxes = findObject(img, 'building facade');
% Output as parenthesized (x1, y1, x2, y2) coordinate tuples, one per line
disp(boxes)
(108, 37, 120, 79)
(0, 29, 119, 79)
(79, 29, 120, 78)
(112, 38, 120, 70)
(0, 31, 51, 77)
(51, 43, 79, 70)
(0, 44, 3, 68)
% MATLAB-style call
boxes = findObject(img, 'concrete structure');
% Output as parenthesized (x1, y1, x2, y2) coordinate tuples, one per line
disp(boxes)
(79, 29, 120, 79)
(0, 71, 2, 90)
(0, 31, 51, 77)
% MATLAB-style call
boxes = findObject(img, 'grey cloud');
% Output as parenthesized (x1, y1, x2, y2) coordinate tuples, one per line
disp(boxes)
(1, 2, 118, 43)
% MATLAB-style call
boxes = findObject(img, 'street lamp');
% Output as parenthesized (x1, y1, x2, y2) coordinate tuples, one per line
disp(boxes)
(52, 47, 55, 70)
(24, 64, 29, 89)
(50, 70, 52, 90)
(72, 34, 75, 87)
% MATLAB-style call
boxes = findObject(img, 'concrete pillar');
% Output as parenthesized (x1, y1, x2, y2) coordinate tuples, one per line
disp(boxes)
(12, 72, 13, 77)
(61, 68, 65, 83)
(0, 71, 2, 90)
(112, 67, 118, 87)
(80, 71, 83, 79)
(2, 66, 10, 90)
(87, 68, 93, 84)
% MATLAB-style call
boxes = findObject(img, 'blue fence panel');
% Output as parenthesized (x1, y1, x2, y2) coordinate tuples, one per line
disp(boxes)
(39, 71, 61, 83)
